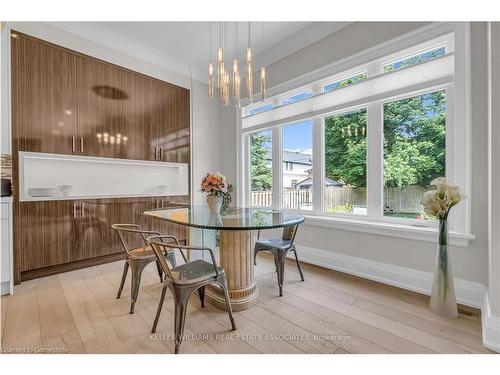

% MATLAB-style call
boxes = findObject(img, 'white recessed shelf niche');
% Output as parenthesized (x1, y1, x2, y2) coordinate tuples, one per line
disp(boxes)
(19, 152, 189, 202)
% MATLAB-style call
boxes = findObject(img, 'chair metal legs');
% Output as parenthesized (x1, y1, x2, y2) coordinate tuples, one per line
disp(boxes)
(129, 260, 149, 314)
(173, 288, 190, 354)
(255, 246, 305, 297)
(151, 284, 168, 334)
(116, 261, 129, 299)
(291, 247, 305, 281)
(151, 278, 236, 354)
(274, 251, 286, 297)
(219, 281, 237, 331)
(198, 286, 205, 308)
(155, 261, 163, 283)
(117, 258, 164, 314)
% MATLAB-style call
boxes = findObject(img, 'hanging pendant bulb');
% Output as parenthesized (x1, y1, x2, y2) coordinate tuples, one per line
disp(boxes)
(232, 22, 241, 107)
(246, 47, 253, 104)
(208, 62, 214, 99)
(222, 71, 230, 106)
(260, 66, 266, 102)
(208, 23, 214, 99)
(233, 59, 241, 106)
(218, 47, 224, 89)
(234, 72, 241, 107)
(246, 22, 253, 104)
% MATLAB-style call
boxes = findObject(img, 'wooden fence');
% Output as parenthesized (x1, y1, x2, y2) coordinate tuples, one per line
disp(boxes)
(251, 185, 426, 214)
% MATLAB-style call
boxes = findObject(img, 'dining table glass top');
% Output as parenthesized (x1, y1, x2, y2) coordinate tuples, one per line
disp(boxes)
(143, 206, 305, 230)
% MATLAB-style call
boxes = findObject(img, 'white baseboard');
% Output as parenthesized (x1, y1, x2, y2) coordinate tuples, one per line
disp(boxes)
(292, 244, 499, 352)
(481, 291, 500, 353)
(0, 281, 10, 296)
(294, 245, 485, 308)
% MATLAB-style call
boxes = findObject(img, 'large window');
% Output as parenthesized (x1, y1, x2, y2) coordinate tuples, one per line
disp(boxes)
(282, 121, 313, 211)
(383, 47, 446, 73)
(383, 90, 446, 220)
(323, 73, 367, 93)
(242, 26, 469, 239)
(324, 109, 367, 215)
(250, 130, 272, 207)
(250, 103, 274, 115)
(282, 91, 313, 105)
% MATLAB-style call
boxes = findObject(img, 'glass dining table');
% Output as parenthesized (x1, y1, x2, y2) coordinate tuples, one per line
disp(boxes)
(144, 206, 305, 311)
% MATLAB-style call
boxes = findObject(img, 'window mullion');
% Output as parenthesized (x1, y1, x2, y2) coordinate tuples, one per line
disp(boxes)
(367, 103, 383, 221)
(242, 133, 250, 207)
(312, 117, 323, 214)
(272, 127, 283, 209)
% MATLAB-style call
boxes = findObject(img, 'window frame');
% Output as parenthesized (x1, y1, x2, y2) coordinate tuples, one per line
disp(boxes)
(239, 22, 472, 246)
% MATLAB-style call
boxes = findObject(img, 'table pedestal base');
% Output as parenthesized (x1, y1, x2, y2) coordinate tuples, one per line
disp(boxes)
(205, 229, 258, 311)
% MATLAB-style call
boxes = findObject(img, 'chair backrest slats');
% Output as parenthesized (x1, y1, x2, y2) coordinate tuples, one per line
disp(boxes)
(282, 224, 298, 243)
(111, 224, 160, 257)
(149, 239, 176, 282)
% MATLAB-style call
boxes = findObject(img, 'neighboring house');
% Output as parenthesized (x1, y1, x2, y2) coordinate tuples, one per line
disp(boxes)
(266, 149, 312, 188)
(295, 177, 344, 189)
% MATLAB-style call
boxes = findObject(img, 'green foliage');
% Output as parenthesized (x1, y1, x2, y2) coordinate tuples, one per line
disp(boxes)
(326, 73, 367, 91)
(383, 48, 445, 73)
(329, 204, 353, 214)
(324, 109, 367, 187)
(383, 91, 445, 187)
(250, 132, 272, 191)
(324, 90, 446, 189)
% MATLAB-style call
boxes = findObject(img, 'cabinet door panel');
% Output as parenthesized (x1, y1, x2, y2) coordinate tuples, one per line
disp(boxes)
(157, 86, 190, 163)
(16, 200, 77, 271)
(78, 198, 152, 260)
(76, 57, 126, 158)
(77, 58, 163, 161)
(11, 34, 77, 155)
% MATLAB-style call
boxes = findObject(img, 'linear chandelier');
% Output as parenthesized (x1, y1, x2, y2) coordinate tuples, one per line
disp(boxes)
(208, 22, 266, 107)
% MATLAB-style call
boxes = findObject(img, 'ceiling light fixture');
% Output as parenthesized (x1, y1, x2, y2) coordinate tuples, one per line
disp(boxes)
(208, 22, 266, 107)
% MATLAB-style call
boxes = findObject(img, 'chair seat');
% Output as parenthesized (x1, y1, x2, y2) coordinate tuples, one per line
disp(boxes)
(255, 238, 293, 252)
(171, 260, 223, 285)
(129, 245, 156, 260)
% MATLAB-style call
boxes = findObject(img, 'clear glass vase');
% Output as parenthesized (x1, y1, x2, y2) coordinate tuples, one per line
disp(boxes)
(429, 219, 458, 318)
(206, 194, 223, 214)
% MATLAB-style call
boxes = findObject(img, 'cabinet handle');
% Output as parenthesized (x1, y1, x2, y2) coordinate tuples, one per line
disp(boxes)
(72, 136, 76, 153)
(80, 137, 84, 153)
(159, 147, 163, 160)
(81, 202, 85, 218)
(154, 147, 158, 160)
(73, 202, 76, 218)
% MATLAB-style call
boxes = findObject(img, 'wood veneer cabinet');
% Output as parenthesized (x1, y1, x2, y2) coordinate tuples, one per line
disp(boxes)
(12, 31, 190, 162)
(11, 33, 78, 155)
(16, 200, 77, 272)
(10, 31, 191, 283)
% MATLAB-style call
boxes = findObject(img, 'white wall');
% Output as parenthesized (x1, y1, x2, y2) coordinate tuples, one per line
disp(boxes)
(0, 22, 223, 205)
(488, 22, 500, 316)
(191, 79, 223, 204)
(222, 22, 489, 287)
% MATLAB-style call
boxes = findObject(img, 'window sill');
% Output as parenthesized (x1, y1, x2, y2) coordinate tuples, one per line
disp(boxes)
(302, 214, 475, 247)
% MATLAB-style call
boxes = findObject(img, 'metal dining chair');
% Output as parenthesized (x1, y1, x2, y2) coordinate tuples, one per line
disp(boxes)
(147, 235, 236, 354)
(111, 224, 177, 314)
(254, 224, 305, 296)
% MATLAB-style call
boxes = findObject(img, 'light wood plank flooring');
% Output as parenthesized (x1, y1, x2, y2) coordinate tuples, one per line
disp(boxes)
(0, 254, 492, 354)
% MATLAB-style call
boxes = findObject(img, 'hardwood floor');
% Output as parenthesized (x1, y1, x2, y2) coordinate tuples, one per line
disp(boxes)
(0, 254, 492, 354)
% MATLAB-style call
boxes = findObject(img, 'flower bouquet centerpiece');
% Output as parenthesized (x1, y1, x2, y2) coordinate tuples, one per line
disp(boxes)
(422, 177, 462, 318)
(199, 172, 232, 214)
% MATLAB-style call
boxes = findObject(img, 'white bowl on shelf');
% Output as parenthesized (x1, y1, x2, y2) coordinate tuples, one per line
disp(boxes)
(28, 187, 56, 197)
(58, 185, 75, 196)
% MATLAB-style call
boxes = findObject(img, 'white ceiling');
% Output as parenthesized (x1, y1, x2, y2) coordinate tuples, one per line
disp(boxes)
(48, 21, 351, 83)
